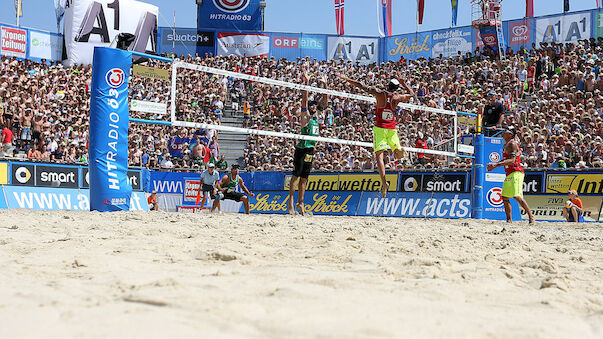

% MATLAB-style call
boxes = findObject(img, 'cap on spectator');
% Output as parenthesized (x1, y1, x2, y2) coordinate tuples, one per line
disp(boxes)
(568, 190, 578, 196)
(208, 163, 215, 168)
(487, 91, 496, 96)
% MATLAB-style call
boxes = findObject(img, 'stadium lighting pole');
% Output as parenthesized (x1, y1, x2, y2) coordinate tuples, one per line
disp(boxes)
(260, 1, 266, 31)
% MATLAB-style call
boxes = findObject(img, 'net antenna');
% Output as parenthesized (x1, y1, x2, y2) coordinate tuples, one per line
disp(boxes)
(168, 60, 475, 158)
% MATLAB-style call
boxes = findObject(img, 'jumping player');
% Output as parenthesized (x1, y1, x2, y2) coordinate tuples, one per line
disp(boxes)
(216, 164, 255, 214)
(288, 72, 327, 215)
(340, 75, 413, 197)
(487, 127, 535, 224)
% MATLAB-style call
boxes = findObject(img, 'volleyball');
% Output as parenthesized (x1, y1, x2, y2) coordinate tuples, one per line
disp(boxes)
(566, 200, 573, 209)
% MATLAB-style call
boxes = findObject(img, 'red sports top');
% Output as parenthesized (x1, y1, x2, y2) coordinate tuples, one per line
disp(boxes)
(502, 150, 524, 176)
(375, 92, 396, 129)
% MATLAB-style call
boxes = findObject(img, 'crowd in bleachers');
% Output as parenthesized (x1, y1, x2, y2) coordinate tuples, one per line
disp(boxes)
(1, 37, 603, 171)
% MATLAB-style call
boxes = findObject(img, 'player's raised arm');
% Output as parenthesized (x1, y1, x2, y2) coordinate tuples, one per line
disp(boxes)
(393, 78, 416, 106)
(338, 74, 378, 96)
(300, 72, 310, 125)
(317, 74, 328, 109)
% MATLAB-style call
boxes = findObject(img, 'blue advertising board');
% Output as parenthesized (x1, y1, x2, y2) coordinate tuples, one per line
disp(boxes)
(197, 0, 262, 31)
(430, 27, 473, 59)
(270, 33, 327, 61)
(504, 18, 534, 51)
(0, 186, 7, 209)
(357, 192, 472, 218)
(246, 191, 361, 216)
(1, 186, 148, 211)
(88, 47, 132, 212)
(157, 27, 215, 57)
(385, 32, 432, 61)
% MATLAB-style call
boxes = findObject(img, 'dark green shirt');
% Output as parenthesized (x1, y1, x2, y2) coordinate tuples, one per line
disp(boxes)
(297, 117, 319, 149)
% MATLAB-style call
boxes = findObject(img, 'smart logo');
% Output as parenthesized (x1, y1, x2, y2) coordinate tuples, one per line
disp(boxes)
(213, 0, 249, 13)
(404, 177, 419, 192)
(15, 167, 31, 184)
(486, 187, 504, 208)
(105, 68, 125, 88)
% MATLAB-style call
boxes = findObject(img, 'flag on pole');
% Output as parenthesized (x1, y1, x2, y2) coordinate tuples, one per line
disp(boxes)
(335, 0, 345, 35)
(564, 0, 569, 12)
(451, 0, 458, 26)
(14, 0, 23, 17)
(378, 0, 393, 37)
(526, 0, 534, 17)
(417, 0, 425, 25)
(597, 0, 602, 8)
(54, 0, 66, 24)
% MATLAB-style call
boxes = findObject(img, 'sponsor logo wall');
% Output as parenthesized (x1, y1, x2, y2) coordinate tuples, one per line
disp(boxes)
(536, 12, 591, 44)
(247, 191, 361, 215)
(386, 32, 432, 60)
(546, 173, 603, 194)
(358, 192, 472, 218)
(507, 19, 532, 46)
(270, 33, 326, 61)
(431, 27, 472, 58)
(399, 173, 468, 193)
(284, 173, 398, 192)
(1, 26, 26, 58)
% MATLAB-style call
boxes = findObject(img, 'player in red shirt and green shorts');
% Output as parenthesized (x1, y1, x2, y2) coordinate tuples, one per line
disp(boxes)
(487, 127, 535, 224)
(340, 75, 414, 197)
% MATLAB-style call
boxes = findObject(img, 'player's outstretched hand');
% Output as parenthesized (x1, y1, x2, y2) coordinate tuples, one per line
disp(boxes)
(249, 192, 255, 198)
(486, 163, 496, 171)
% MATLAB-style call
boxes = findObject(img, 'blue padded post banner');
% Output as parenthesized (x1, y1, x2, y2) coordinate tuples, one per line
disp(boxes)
(89, 47, 132, 212)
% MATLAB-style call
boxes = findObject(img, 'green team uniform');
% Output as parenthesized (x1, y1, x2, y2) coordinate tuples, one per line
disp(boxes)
(293, 114, 318, 179)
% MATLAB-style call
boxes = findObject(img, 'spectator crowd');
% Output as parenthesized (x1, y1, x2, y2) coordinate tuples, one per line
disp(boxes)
(1, 37, 603, 172)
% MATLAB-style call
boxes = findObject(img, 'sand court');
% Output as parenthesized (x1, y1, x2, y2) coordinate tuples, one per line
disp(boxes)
(0, 210, 601, 338)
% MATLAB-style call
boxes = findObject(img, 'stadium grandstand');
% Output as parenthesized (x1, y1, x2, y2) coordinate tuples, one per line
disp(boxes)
(1, 39, 603, 171)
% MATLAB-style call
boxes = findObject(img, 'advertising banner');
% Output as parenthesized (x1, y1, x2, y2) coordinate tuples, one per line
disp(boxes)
(63, 0, 158, 65)
(131, 100, 167, 115)
(386, 32, 431, 61)
(82, 167, 142, 191)
(399, 173, 468, 193)
(507, 19, 532, 47)
(596, 10, 603, 38)
(183, 178, 201, 205)
(431, 27, 472, 58)
(328, 36, 379, 65)
(270, 33, 327, 61)
(523, 173, 543, 194)
(284, 173, 397, 192)
(546, 173, 603, 194)
(168, 137, 190, 157)
(11, 163, 35, 186)
(150, 171, 200, 194)
(88, 47, 132, 211)
(197, 0, 262, 31)
(247, 191, 361, 216)
(521, 195, 603, 222)
(35, 165, 79, 189)
(2, 186, 148, 211)
(0, 186, 7, 209)
(158, 27, 214, 56)
(217, 32, 269, 57)
(28, 31, 62, 61)
(536, 12, 591, 44)
(1, 26, 27, 58)
(0, 162, 8, 185)
(357, 192, 472, 218)
(132, 65, 169, 81)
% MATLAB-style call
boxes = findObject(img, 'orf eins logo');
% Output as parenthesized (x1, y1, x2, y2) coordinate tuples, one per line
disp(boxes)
(105, 68, 125, 88)
(489, 152, 501, 163)
(212, 0, 250, 13)
(487, 187, 504, 208)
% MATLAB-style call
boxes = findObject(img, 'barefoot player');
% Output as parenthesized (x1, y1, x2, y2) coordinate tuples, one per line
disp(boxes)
(340, 75, 413, 197)
(288, 72, 327, 215)
(487, 127, 535, 224)
(216, 164, 255, 214)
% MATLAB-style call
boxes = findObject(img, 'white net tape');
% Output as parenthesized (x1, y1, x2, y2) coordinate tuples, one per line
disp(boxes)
(171, 61, 461, 157)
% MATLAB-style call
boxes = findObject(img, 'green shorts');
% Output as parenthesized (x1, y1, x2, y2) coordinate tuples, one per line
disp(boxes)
(373, 126, 402, 152)
(502, 171, 524, 198)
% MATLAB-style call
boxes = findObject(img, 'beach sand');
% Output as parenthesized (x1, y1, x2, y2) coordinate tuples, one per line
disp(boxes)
(0, 209, 601, 338)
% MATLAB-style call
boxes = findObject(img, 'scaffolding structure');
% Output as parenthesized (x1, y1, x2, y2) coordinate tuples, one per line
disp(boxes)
(471, 0, 505, 59)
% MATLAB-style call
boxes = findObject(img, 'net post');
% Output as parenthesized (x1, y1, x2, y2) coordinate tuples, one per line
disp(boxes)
(453, 113, 458, 155)
(171, 62, 178, 124)
(471, 133, 485, 219)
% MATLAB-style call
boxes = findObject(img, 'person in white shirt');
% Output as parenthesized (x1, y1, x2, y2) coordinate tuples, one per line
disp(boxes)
(160, 154, 174, 170)
(199, 163, 222, 212)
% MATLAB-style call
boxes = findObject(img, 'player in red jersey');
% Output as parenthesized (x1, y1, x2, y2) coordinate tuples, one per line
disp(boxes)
(487, 127, 535, 224)
(340, 75, 414, 197)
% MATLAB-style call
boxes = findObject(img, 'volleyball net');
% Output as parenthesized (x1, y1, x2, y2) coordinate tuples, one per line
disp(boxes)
(167, 60, 476, 158)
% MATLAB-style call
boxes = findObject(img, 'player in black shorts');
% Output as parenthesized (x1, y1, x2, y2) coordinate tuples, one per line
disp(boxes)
(216, 164, 255, 214)
(288, 71, 327, 215)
